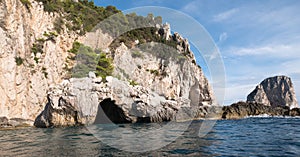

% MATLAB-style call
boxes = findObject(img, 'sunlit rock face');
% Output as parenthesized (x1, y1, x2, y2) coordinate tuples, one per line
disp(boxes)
(247, 76, 298, 109)
(34, 75, 216, 128)
(0, 0, 80, 121)
(1, 0, 217, 127)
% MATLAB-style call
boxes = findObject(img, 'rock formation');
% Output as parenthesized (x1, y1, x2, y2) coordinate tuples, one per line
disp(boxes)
(247, 76, 298, 108)
(222, 101, 300, 119)
(0, 0, 81, 124)
(221, 76, 300, 119)
(222, 102, 292, 119)
(34, 74, 216, 127)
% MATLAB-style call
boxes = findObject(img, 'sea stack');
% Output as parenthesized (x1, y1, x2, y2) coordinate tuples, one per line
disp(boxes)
(247, 76, 298, 109)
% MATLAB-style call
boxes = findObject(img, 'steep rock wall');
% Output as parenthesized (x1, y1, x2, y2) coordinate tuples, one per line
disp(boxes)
(0, 0, 79, 120)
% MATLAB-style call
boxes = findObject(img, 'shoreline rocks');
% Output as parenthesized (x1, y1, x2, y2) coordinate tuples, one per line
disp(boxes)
(34, 75, 217, 128)
(221, 101, 300, 119)
(223, 75, 300, 119)
(0, 116, 33, 128)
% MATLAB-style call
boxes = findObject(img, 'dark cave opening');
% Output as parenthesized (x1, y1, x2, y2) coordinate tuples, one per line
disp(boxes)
(94, 98, 131, 124)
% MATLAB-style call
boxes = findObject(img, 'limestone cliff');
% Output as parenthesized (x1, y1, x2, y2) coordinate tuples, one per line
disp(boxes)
(0, 0, 81, 122)
(247, 76, 298, 108)
(34, 75, 216, 127)
(34, 28, 217, 127)
(0, 0, 217, 127)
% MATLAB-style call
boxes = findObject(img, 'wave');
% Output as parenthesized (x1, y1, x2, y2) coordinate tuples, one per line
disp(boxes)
(245, 114, 300, 119)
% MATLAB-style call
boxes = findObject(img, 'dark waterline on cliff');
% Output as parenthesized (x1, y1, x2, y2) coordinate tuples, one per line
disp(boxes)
(0, 117, 300, 156)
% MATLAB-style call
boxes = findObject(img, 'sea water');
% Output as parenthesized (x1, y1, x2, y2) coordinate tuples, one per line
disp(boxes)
(0, 117, 299, 156)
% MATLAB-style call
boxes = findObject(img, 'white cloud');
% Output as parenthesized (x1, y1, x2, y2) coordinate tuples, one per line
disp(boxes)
(213, 8, 239, 22)
(227, 44, 300, 58)
(181, 0, 200, 14)
(223, 84, 256, 105)
(218, 32, 228, 43)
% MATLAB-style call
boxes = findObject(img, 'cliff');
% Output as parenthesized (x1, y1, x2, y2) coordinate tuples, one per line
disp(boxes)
(0, 0, 81, 125)
(222, 76, 300, 119)
(0, 0, 217, 127)
(34, 74, 216, 127)
(34, 23, 217, 127)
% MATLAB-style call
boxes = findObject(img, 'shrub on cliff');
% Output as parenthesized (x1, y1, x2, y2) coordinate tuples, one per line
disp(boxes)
(96, 53, 114, 79)
(69, 42, 113, 79)
(36, 0, 120, 34)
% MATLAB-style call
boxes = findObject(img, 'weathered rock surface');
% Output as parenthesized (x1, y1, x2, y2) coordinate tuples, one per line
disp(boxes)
(0, 0, 215, 127)
(0, 0, 82, 122)
(34, 75, 217, 127)
(222, 101, 300, 119)
(247, 76, 298, 108)
(223, 76, 300, 119)
(0, 116, 33, 128)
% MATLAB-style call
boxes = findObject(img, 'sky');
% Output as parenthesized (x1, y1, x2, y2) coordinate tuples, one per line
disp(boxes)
(94, 0, 300, 105)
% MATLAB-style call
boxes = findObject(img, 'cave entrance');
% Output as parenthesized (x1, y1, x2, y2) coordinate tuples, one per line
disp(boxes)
(94, 98, 131, 124)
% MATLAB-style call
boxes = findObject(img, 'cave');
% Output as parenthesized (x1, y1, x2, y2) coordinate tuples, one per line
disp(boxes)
(94, 98, 131, 124)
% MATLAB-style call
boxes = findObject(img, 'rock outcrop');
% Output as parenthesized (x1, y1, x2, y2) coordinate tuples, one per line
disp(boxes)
(222, 76, 300, 119)
(247, 76, 298, 108)
(222, 101, 300, 119)
(0, 0, 81, 123)
(34, 75, 216, 127)
(1, 0, 217, 128)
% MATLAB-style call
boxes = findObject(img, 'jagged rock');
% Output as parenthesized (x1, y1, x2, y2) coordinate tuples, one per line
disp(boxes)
(158, 23, 171, 40)
(0, 0, 82, 121)
(34, 77, 215, 127)
(221, 101, 299, 119)
(0, 116, 33, 127)
(88, 71, 96, 79)
(247, 76, 298, 108)
(0, 117, 9, 126)
(34, 95, 81, 128)
(290, 108, 300, 116)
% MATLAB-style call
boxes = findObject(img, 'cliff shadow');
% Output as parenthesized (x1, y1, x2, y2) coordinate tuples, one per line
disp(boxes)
(94, 98, 131, 124)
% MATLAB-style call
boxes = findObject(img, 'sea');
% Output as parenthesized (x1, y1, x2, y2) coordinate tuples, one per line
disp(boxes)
(0, 117, 299, 156)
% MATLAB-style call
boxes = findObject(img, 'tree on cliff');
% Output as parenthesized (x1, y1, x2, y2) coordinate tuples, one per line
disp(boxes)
(96, 52, 114, 79)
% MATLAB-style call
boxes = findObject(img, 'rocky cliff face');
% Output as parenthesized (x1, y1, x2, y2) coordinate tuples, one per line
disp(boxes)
(0, 0, 80, 122)
(221, 76, 300, 119)
(1, 0, 217, 127)
(34, 28, 217, 127)
(34, 74, 215, 127)
(247, 76, 298, 108)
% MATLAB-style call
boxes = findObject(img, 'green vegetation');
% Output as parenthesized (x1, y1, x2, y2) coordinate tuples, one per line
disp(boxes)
(71, 43, 98, 78)
(68, 42, 114, 79)
(31, 42, 44, 56)
(42, 67, 48, 78)
(15, 57, 24, 66)
(129, 80, 138, 86)
(146, 69, 160, 76)
(34, 56, 39, 64)
(96, 53, 114, 80)
(36, 0, 120, 35)
(43, 31, 58, 42)
(131, 51, 143, 58)
(20, 0, 31, 9)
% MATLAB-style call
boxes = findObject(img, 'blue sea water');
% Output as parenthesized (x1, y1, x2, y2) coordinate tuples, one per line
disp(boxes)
(0, 117, 299, 156)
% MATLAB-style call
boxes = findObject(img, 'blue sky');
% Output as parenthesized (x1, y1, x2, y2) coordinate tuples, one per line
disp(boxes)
(94, 0, 300, 105)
